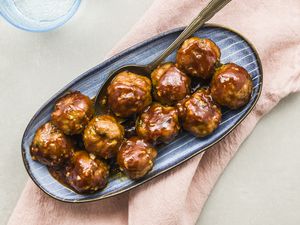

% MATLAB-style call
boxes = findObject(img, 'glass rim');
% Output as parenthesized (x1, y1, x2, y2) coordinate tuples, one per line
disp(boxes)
(0, 0, 81, 32)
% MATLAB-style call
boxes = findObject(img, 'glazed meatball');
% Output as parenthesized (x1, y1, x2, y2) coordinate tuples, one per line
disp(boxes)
(51, 91, 94, 135)
(177, 88, 221, 137)
(107, 71, 152, 117)
(176, 37, 220, 79)
(151, 63, 190, 105)
(83, 115, 124, 159)
(211, 63, 253, 109)
(65, 151, 109, 193)
(30, 122, 73, 166)
(136, 103, 180, 144)
(117, 137, 157, 179)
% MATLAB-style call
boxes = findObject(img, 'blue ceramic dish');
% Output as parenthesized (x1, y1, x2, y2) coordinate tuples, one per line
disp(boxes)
(22, 24, 263, 203)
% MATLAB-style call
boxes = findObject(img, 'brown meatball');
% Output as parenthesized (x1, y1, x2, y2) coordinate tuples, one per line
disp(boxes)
(107, 71, 152, 117)
(83, 115, 124, 159)
(136, 103, 180, 144)
(176, 37, 221, 79)
(117, 137, 157, 179)
(51, 91, 94, 135)
(65, 151, 109, 193)
(211, 63, 253, 109)
(151, 63, 190, 105)
(177, 88, 221, 137)
(30, 122, 73, 166)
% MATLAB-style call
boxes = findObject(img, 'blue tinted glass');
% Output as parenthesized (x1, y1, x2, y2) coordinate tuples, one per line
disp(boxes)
(0, 0, 81, 32)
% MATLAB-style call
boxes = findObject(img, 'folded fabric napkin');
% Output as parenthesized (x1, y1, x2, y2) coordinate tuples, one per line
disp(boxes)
(8, 0, 300, 224)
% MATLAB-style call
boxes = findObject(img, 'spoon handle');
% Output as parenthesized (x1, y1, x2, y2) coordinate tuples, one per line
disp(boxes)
(147, 0, 232, 71)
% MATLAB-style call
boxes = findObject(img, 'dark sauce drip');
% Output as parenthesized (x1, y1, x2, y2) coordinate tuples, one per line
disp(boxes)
(48, 153, 125, 193)
(48, 166, 69, 188)
(121, 118, 137, 138)
(190, 61, 223, 93)
(71, 134, 85, 149)
(107, 158, 122, 176)
(190, 77, 204, 93)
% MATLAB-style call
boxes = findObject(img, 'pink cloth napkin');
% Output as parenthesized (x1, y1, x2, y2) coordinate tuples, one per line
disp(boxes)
(8, 0, 300, 224)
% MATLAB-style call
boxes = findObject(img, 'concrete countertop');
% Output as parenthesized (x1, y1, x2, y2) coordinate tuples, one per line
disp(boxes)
(1, 0, 299, 224)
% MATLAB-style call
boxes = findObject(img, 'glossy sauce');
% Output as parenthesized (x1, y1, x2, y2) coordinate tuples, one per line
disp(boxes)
(83, 115, 124, 159)
(30, 122, 74, 167)
(136, 103, 180, 144)
(176, 38, 220, 79)
(51, 91, 94, 135)
(107, 71, 152, 117)
(211, 63, 253, 109)
(117, 137, 157, 179)
(156, 66, 190, 104)
(49, 156, 124, 194)
(177, 88, 222, 137)
(49, 166, 70, 189)
(215, 64, 250, 90)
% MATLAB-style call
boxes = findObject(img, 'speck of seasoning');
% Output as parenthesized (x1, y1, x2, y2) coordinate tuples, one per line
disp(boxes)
(89, 153, 96, 160)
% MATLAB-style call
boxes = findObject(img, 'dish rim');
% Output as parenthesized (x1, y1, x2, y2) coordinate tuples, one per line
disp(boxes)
(21, 23, 263, 203)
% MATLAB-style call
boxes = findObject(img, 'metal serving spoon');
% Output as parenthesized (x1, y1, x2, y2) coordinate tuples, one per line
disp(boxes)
(95, 0, 232, 114)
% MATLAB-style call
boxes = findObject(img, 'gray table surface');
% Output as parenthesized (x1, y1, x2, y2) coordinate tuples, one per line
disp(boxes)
(1, 0, 299, 224)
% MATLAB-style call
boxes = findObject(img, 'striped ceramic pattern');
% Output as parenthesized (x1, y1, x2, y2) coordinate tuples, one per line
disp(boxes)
(22, 25, 263, 202)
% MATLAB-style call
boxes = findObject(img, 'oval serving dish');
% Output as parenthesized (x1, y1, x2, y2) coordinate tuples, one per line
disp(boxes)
(22, 24, 263, 203)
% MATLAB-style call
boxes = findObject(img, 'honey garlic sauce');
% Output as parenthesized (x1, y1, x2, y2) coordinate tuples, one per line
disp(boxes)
(176, 37, 221, 79)
(107, 71, 152, 118)
(177, 88, 222, 137)
(211, 63, 253, 109)
(157, 67, 190, 102)
(117, 137, 157, 180)
(136, 103, 180, 144)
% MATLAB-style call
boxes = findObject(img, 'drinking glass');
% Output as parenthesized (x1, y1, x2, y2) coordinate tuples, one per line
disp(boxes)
(0, 0, 81, 32)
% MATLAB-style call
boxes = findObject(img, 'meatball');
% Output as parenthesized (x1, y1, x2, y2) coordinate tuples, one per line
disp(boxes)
(30, 122, 74, 167)
(107, 71, 152, 117)
(176, 37, 220, 79)
(177, 88, 221, 137)
(211, 63, 253, 109)
(51, 91, 94, 135)
(83, 115, 124, 159)
(151, 63, 190, 105)
(65, 151, 109, 193)
(136, 103, 180, 144)
(117, 137, 157, 179)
